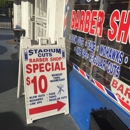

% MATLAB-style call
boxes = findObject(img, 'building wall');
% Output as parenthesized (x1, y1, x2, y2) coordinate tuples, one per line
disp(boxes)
(55, 0, 65, 40)
(14, 0, 65, 41)
(13, 0, 22, 28)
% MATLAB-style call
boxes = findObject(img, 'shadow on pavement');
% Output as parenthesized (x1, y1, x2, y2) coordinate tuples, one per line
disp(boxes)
(0, 34, 14, 40)
(0, 112, 47, 130)
(0, 60, 18, 93)
(0, 45, 7, 54)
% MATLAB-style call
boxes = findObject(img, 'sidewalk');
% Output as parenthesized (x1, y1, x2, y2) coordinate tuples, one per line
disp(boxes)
(0, 29, 79, 130)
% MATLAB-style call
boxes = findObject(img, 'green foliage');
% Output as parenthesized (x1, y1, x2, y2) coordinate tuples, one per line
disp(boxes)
(0, 0, 13, 8)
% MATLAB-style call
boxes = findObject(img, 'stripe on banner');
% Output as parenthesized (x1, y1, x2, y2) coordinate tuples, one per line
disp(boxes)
(105, 88, 118, 101)
(118, 98, 130, 111)
(68, 60, 73, 66)
(68, 60, 130, 112)
(63, 0, 69, 37)
(79, 68, 86, 77)
(86, 74, 89, 80)
(94, 80, 105, 92)
(73, 64, 79, 71)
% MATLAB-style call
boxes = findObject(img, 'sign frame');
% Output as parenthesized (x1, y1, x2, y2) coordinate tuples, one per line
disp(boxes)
(17, 37, 69, 124)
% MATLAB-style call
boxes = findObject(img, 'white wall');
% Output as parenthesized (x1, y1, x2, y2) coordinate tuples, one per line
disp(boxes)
(47, 0, 56, 43)
(47, 0, 65, 43)
(55, 0, 65, 39)
(21, 0, 29, 37)
(13, 0, 22, 28)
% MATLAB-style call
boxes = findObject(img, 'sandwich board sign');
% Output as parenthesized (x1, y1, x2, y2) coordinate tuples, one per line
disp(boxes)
(17, 37, 69, 124)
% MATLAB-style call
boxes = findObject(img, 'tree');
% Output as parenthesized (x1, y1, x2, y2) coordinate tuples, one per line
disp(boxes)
(0, 0, 13, 8)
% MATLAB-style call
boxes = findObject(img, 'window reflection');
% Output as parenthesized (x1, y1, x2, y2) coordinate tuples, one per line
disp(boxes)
(66, 0, 130, 90)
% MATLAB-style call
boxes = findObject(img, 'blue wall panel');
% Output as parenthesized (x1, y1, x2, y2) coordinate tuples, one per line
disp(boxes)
(68, 67, 130, 130)
(69, 70, 104, 130)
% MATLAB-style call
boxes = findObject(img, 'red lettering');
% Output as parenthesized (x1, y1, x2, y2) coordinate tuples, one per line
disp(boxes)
(74, 10, 80, 30)
(51, 62, 54, 71)
(96, 10, 105, 37)
(108, 10, 120, 41)
(55, 62, 60, 70)
(89, 10, 98, 35)
(116, 93, 121, 98)
(29, 59, 32, 63)
(84, 10, 91, 33)
(39, 75, 47, 93)
(36, 58, 39, 62)
(40, 58, 42, 62)
(117, 84, 124, 94)
(116, 11, 130, 44)
(78, 10, 85, 32)
(33, 64, 38, 73)
(26, 62, 65, 73)
(45, 63, 51, 72)
(70, 10, 76, 29)
(39, 63, 44, 72)
(112, 79, 118, 88)
(61, 62, 65, 70)
(124, 88, 130, 99)
(26, 64, 32, 74)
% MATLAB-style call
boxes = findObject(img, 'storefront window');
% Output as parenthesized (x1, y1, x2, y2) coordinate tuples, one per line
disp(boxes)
(66, 0, 130, 107)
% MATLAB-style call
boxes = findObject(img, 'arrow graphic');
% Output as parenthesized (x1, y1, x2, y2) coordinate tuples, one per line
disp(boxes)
(29, 101, 66, 115)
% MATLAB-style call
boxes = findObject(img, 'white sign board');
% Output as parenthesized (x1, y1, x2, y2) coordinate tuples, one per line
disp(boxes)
(17, 37, 69, 124)
(110, 77, 130, 106)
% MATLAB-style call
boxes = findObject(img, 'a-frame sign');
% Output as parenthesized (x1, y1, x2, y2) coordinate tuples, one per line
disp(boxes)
(17, 37, 69, 124)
